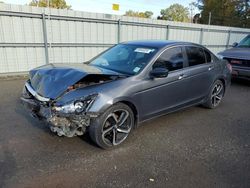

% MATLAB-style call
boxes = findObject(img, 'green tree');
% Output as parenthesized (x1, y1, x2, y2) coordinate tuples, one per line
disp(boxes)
(144, 11, 154, 18)
(196, 0, 250, 27)
(124, 10, 153, 18)
(29, 0, 71, 9)
(236, 0, 250, 27)
(158, 3, 189, 22)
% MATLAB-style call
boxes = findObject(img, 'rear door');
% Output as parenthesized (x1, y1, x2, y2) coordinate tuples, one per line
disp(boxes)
(183, 46, 215, 102)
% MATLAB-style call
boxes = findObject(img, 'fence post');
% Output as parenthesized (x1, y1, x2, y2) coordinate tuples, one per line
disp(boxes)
(166, 25, 169, 40)
(117, 19, 121, 43)
(42, 13, 49, 64)
(199, 28, 203, 45)
(226, 30, 231, 49)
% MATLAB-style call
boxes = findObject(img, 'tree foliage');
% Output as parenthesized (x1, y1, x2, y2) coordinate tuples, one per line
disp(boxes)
(236, 0, 250, 27)
(29, 0, 71, 9)
(124, 10, 153, 18)
(158, 3, 189, 22)
(196, 0, 250, 28)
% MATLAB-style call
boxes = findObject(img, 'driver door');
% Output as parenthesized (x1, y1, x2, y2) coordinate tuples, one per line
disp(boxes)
(135, 46, 190, 121)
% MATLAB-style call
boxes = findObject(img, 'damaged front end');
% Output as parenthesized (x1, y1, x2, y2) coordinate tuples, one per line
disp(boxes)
(20, 63, 126, 137)
(21, 81, 98, 137)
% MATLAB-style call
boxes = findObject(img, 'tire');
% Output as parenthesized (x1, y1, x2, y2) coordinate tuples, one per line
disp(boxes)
(203, 80, 225, 109)
(89, 103, 135, 149)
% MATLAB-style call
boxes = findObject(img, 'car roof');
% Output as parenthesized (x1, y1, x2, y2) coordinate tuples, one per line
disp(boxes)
(122, 40, 198, 49)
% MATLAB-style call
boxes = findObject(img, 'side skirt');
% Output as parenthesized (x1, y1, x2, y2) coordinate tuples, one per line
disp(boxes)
(137, 98, 205, 126)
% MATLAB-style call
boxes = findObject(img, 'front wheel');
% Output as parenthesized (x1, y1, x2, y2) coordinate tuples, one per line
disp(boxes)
(89, 103, 134, 149)
(203, 80, 225, 109)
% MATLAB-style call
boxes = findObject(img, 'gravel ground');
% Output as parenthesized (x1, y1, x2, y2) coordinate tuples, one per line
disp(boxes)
(0, 78, 249, 188)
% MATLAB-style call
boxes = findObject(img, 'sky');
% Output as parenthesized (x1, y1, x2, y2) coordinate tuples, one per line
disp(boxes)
(2, 0, 198, 18)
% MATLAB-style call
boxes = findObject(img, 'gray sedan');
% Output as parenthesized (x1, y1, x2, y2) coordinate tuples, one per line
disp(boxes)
(21, 40, 232, 149)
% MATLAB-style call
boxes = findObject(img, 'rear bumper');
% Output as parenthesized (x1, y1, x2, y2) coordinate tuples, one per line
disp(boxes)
(232, 66, 250, 78)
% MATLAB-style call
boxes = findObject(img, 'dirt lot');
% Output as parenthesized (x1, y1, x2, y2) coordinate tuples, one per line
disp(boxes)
(0, 78, 249, 188)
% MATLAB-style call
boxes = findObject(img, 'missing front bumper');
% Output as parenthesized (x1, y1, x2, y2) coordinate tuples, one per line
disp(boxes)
(20, 97, 91, 137)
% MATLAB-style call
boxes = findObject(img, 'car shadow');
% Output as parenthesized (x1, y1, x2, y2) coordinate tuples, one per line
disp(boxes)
(78, 133, 100, 148)
(231, 77, 250, 87)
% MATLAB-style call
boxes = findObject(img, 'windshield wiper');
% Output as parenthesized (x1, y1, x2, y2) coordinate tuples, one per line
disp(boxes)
(83, 61, 90, 64)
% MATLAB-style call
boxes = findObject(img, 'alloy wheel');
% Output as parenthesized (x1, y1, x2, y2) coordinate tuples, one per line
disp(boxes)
(211, 82, 224, 107)
(101, 109, 132, 146)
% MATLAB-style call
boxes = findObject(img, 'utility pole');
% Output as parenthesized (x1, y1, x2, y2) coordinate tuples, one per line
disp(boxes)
(189, 3, 194, 23)
(47, 0, 51, 64)
(208, 12, 211, 25)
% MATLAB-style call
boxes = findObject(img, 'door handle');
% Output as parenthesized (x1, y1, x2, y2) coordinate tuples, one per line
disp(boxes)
(178, 74, 185, 80)
(208, 66, 214, 71)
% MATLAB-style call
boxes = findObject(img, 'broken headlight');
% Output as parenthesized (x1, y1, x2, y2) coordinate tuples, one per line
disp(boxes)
(74, 101, 86, 113)
(53, 94, 97, 114)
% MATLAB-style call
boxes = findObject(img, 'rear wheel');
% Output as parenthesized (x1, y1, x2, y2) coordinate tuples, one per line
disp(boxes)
(89, 103, 134, 149)
(203, 80, 225, 109)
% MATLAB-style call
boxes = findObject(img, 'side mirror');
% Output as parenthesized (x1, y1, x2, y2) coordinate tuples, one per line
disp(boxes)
(232, 42, 238, 47)
(150, 68, 169, 78)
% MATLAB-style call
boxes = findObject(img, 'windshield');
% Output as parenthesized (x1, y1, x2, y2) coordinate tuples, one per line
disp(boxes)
(89, 44, 158, 75)
(238, 35, 250, 48)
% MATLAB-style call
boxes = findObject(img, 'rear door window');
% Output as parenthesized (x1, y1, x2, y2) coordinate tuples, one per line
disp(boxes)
(186, 46, 206, 66)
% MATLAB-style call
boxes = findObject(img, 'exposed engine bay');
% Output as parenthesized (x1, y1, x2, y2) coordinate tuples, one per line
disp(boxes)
(67, 74, 123, 91)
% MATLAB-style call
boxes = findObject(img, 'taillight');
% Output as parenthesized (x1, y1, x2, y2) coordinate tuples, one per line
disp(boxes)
(227, 63, 232, 73)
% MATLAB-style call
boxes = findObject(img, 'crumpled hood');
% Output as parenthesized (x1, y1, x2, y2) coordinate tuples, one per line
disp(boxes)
(218, 47, 250, 60)
(29, 63, 120, 99)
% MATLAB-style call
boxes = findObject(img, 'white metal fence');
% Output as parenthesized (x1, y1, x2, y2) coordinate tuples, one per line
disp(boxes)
(0, 3, 250, 74)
